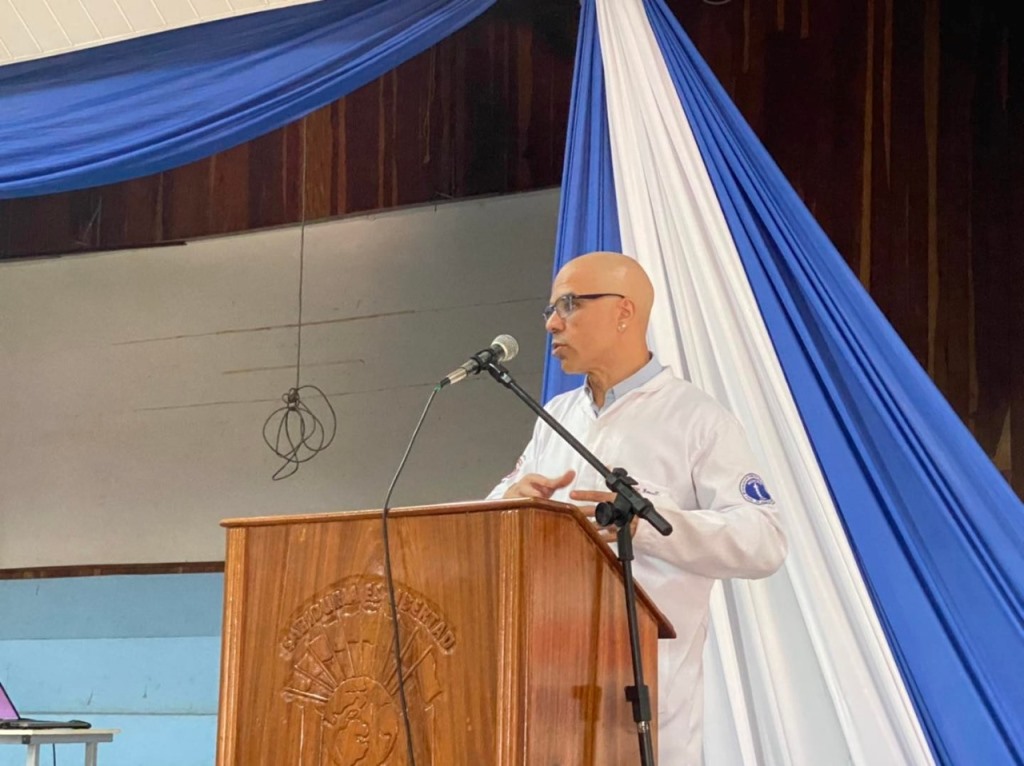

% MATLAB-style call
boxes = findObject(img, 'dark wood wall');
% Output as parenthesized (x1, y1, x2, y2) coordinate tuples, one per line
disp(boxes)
(1, 0, 1020, 495)
(0, 1, 578, 253)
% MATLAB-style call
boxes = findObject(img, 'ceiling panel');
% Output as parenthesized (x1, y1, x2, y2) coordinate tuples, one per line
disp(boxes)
(0, 4, 37, 59)
(187, 0, 233, 15)
(41, 0, 100, 45)
(116, 0, 166, 32)
(0, 0, 321, 67)
(71, 0, 134, 38)
(153, 0, 199, 26)
(7, 1, 70, 52)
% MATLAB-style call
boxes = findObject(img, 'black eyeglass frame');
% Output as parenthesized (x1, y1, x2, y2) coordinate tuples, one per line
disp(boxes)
(542, 292, 625, 322)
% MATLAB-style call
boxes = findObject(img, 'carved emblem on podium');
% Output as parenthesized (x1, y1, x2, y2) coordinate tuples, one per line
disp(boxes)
(279, 575, 456, 765)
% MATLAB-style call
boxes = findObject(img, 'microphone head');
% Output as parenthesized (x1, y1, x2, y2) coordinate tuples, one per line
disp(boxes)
(491, 334, 519, 363)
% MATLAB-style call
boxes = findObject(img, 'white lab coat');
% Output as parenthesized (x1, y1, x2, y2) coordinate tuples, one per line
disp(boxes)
(488, 369, 787, 765)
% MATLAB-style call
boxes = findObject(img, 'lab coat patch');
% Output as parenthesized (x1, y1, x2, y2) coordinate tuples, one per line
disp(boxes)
(740, 473, 774, 505)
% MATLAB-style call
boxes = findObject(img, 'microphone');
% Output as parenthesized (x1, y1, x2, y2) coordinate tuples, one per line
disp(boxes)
(439, 334, 519, 388)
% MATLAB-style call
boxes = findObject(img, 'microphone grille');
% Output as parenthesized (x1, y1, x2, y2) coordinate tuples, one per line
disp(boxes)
(492, 334, 519, 362)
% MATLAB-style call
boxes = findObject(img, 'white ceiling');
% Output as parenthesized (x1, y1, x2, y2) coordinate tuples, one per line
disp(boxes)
(0, 0, 319, 67)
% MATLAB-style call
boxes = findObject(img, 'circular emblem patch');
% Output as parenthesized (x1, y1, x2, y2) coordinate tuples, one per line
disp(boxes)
(740, 473, 774, 505)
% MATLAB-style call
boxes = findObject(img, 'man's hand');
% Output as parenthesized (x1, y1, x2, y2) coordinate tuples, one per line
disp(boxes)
(570, 489, 640, 543)
(502, 469, 576, 500)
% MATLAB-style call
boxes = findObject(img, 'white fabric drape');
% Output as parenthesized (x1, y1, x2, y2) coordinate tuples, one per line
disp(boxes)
(593, 1, 934, 763)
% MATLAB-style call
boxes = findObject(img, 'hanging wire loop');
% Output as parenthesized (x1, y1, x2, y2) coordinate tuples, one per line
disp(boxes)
(263, 384, 337, 480)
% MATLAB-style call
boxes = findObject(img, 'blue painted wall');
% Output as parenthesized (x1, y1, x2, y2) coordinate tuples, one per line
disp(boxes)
(0, 574, 223, 766)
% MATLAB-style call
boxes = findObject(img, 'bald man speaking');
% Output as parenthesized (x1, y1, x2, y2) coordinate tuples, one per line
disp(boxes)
(488, 252, 787, 764)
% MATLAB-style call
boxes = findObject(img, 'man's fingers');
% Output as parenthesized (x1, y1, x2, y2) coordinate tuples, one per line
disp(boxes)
(549, 469, 576, 489)
(506, 470, 578, 501)
(530, 469, 576, 492)
(531, 481, 555, 495)
(507, 477, 546, 499)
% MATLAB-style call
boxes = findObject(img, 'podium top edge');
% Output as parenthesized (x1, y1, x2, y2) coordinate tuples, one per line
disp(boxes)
(219, 498, 575, 528)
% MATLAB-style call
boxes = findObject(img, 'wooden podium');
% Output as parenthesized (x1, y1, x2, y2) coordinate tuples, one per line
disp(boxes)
(216, 499, 673, 765)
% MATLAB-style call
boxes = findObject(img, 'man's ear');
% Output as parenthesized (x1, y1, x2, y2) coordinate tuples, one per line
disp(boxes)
(618, 297, 637, 322)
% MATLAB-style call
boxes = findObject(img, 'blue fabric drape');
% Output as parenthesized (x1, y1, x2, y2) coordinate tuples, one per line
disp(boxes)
(541, 0, 621, 402)
(637, 1, 1024, 763)
(0, 0, 494, 199)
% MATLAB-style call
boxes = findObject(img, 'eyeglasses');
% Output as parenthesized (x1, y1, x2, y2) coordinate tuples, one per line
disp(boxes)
(542, 293, 625, 322)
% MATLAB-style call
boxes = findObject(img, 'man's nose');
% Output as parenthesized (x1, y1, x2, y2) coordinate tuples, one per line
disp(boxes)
(545, 312, 564, 334)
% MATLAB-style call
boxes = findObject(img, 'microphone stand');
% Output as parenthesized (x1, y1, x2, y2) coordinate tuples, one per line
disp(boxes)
(484, 361, 672, 766)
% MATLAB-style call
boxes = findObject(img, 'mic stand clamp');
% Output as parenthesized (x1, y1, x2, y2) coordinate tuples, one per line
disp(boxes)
(483, 361, 670, 766)
(594, 467, 672, 535)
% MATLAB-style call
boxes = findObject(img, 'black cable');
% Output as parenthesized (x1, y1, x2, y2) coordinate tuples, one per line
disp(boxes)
(262, 116, 338, 479)
(262, 384, 337, 480)
(294, 116, 308, 392)
(379, 384, 441, 766)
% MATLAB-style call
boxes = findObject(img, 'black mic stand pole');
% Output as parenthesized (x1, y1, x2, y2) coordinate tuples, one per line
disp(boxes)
(484, 362, 672, 766)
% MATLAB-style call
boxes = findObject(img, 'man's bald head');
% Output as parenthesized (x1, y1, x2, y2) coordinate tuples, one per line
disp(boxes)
(553, 252, 654, 330)
(546, 252, 655, 384)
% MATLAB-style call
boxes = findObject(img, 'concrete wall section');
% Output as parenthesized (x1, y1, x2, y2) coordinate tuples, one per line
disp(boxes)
(0, 189, 560, 568)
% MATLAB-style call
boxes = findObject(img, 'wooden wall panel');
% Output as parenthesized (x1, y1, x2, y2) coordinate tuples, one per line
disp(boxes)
(303, 107, 334, 221)
(1010, 13, 1024, 498)
(933, 0, 974, 421)
(0, 0, 1018, 494)
(872, 0, 931, 362)
(970, 5, 1016, 470)
(162, 156, 213, 240)
(100, 174, 165, 248)
(343, 79, 383, 214)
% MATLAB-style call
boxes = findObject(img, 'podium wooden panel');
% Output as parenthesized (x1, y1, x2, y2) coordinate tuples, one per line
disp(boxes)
(216, 499, 673, 766)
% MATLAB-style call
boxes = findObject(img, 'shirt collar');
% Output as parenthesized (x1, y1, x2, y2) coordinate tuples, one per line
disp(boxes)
(585, 355, 665, 416)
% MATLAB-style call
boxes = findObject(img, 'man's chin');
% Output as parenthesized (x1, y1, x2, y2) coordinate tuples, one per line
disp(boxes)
(552, 345, 581, 373)
(556, 357, 582, 375)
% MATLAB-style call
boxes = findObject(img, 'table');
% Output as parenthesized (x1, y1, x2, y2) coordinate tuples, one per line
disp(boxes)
(0, 729, 118, 766)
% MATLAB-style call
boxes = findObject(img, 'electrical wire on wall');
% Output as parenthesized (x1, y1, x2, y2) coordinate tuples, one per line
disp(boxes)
(257, 113, 426, 763)
(376, 385, 443, 766)
(263, 116, 337, 480)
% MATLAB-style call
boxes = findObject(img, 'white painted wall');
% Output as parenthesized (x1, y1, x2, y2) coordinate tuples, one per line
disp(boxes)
(0, 188, 560, 568)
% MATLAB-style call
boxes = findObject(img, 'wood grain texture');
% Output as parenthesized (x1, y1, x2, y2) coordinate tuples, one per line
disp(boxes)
(215, 530, 247, 766)
(495, 508, 525, 766)
(1, 0, 1018, 494)
(521, 506, 661, 764)
(215, 500, 667, 765)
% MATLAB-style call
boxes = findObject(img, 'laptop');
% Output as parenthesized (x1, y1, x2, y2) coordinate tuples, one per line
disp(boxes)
(0, 679, 91, 730)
